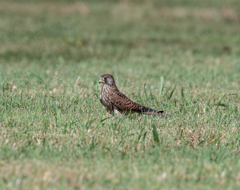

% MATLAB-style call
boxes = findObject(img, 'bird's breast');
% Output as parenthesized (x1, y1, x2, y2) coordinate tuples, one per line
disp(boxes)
(100, 85, 112, 107)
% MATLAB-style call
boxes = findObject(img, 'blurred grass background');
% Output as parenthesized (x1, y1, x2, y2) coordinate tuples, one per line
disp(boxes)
(0, 0, 240, 189)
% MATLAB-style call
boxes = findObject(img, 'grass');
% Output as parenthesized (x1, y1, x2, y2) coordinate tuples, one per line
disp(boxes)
(0, 0, 240, 189)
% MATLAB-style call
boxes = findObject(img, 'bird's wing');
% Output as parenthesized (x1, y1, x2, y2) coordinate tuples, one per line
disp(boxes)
(109, 91, 142, 112)
(110, 91, 165, 116)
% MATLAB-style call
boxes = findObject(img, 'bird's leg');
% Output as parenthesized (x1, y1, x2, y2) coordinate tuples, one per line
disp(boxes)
(106, 108, 114, 116)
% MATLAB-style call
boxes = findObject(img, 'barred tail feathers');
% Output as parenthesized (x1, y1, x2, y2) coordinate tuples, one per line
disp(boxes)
(140, 106, 165, 117)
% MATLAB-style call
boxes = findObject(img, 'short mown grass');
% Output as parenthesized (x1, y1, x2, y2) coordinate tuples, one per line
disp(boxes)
(0, 0, 240, 189)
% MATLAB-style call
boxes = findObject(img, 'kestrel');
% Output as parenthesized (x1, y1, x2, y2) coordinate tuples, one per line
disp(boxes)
(99, 74, 165, 117)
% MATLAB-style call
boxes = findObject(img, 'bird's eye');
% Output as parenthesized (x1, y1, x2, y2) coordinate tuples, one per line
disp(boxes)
(104, 77, 107, 80)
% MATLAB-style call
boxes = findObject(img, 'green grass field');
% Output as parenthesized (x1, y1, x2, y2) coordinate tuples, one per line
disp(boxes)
(0, 0, 240, 189)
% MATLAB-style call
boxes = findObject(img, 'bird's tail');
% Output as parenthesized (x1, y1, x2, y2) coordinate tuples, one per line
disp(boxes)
(140, 106, 165, 117)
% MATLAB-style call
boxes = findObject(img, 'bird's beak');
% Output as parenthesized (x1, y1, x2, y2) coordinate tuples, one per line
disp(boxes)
(99, 78, 104, 84)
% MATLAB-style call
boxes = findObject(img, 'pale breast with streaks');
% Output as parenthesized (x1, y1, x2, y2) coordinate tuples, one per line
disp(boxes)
(100, 85, 113, 111)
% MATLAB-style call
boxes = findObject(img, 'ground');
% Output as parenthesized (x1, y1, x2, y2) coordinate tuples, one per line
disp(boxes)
(0, 0, 240, 189)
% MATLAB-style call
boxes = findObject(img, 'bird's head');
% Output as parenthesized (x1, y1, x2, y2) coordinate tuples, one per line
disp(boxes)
(99, 74, 115, 86)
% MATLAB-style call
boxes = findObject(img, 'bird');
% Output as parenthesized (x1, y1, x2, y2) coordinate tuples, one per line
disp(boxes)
(99, 74, 165, 117)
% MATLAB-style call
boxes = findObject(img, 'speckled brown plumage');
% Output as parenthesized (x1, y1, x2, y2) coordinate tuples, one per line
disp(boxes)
(99, 74, 165, 117)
